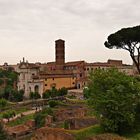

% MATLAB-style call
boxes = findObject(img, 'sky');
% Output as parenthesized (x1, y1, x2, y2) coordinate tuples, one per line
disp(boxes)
(0, 0, 140, 65)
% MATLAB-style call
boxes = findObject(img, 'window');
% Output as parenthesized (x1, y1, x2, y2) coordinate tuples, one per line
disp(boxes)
(53, 78, 54, 80)
(45, 84, 47, 86)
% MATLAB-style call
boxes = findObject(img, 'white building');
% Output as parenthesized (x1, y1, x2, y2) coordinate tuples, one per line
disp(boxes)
(17, 58, 44, 97)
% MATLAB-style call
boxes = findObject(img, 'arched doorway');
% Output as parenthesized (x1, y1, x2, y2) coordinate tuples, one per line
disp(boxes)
(34, 85, 39, 93)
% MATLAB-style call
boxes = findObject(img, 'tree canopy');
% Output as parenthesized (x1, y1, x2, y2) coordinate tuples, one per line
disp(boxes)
(104, 25, 140, 73)
(87, 69, 140, 134)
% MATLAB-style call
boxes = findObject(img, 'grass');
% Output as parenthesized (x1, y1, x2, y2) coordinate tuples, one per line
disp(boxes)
(7, 113, 34, 127)
(68, 125, 103, 140)
(0, 107, 30, 119)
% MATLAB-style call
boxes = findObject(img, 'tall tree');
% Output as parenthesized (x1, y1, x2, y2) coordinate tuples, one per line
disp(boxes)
(87, 69, 140, 133)
(104, 25, 140, 74)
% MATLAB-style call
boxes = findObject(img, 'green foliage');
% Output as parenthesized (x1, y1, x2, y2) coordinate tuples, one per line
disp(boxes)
(7, 114, 34, 127)
(34, 112, 46, 128)
(48, 100, 58, 108)
(42, 90, 51, 99)
(42, 87, 68, 99)
(34, 107, 53, 128)
(87, 69, 140, 134)
(83, 87, 91, 99)
(104, 25, 140, 73)
(30, 92, 41, 99)
(0, 99, 7, 108)
(51, 87, 58, 97)
(0, 122, 9, 140)
(58, 87, 68, 96)
(41, 107, 53, 116)
(64, 121, 69, 129)
(2, 110, 16, 122)
(70, 125, 103, 140)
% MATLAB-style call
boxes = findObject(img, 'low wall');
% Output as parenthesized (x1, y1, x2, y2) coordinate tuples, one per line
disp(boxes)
(32, 127, 74, 140)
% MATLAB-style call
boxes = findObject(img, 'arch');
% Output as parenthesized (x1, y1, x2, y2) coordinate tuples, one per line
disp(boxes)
(34, 85, 39, 93)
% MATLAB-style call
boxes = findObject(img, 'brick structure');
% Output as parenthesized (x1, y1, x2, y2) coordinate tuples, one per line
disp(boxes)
(55, 39, 65, 70)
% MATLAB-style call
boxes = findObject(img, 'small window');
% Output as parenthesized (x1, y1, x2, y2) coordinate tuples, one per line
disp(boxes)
(72, 82, 75, 85)
(45, 84, 47, 86)
(32, 73, 35, 76)
(53, 78, 54, 80)
(87, 68, 89, 71)
(45, 78, 47, 81)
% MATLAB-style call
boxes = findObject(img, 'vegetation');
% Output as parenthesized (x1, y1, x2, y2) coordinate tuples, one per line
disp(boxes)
(34, 107, 53, 128)
(48, 100, 59, 108)
(42, 87, 68, 99)
(0, 122, 9, 140)
(70, 125, 103, 140)
(29, 92, 41, 99)
(0, 99, 8, 109)
(104, 25, 140, 74)
(87, 69, 140, 134)
(7, 114, 34, 127)
(2, 110, 16, 122)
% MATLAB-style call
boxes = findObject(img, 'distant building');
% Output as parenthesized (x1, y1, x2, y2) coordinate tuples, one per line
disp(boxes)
(17, 39, 135, 97)
(17, 58, 44, 97)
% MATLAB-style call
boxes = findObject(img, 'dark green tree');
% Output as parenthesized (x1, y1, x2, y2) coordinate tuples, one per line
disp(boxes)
(42, 90, 51, 99)
(29, 92, 41, 100)
(87, 69, 140, 134)
(58, 87, 68, 96)
(104, 25, 140, 73)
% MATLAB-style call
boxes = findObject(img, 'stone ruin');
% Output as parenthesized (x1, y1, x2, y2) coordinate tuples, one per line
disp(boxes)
(55, 105, 87, 121)
(32, 127, 75, 140)
(64, 117, 99, 130)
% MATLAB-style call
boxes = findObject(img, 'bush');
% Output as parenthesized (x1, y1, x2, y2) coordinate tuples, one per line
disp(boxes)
(30, 92, 41, 99)
(3, 110, 16, 122)
(34, 107, 54, 128)
(58, 87, 68, 96)
(0, 99, 7, 108)
(48, 100, 58, 108)
(42, 107, 53, 116)
(87, 69, 140, 134)
(34, 112, 46, 128)
(42, 90, 51, 99)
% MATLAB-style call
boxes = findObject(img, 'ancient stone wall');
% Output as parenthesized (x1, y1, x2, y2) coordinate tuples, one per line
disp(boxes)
(32, 127, 74, 140)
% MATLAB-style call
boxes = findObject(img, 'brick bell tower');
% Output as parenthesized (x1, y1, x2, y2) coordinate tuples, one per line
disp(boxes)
(55, 39, 65, 70)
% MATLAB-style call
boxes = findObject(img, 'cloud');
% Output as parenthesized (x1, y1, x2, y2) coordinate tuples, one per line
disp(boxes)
(0, 0, 139, 64)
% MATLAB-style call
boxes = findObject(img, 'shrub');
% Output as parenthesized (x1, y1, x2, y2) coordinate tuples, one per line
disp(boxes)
(34, 112, 46, 128)
(0, 99, 7, 108)
(30, 92, 41, 99)
(42, 90, 51, 99)
(58, 87, 68, 96)
(48, 100, 58, 108)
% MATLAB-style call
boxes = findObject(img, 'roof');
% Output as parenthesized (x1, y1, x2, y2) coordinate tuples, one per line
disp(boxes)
(19, 62, 40, 69)
(65, 61, 85, 66)
(86, 62, 113, 67)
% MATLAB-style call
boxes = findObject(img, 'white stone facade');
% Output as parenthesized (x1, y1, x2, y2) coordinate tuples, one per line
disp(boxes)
(17, 60, 44, 98)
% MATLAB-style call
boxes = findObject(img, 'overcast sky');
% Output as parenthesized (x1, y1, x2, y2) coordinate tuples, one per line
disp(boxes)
(0, 0, 140, 65)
